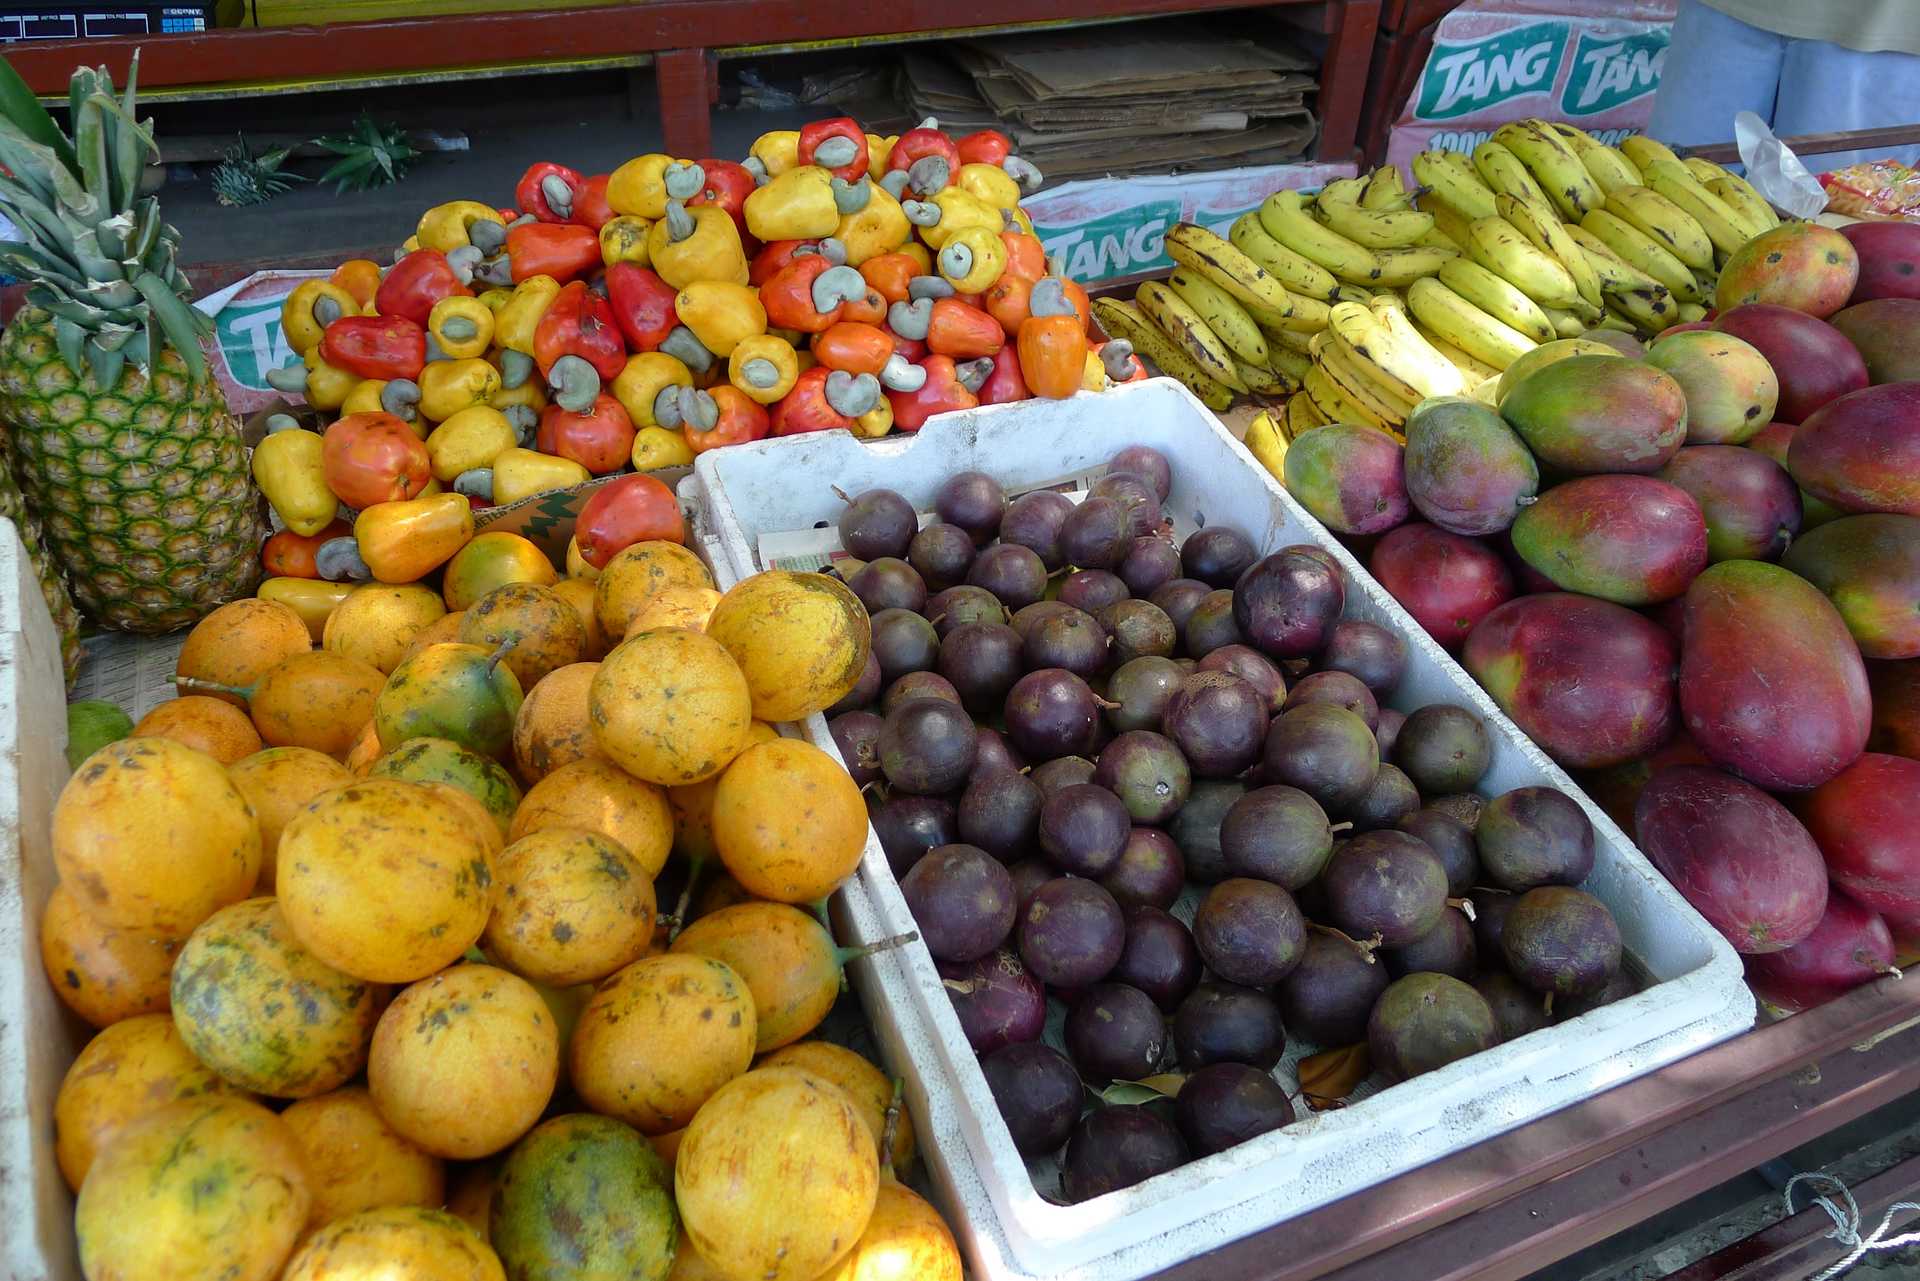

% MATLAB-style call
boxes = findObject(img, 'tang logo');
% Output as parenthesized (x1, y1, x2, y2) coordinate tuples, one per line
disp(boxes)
(1415, 21, 1568, 121)
(1033, 200, 1181, 280)
(1561, 26, 1671, 116)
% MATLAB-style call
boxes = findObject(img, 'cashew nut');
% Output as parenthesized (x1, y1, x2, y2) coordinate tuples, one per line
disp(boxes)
(831, 177, 872, 214)
(1100, 340, 1137, 380)
(662, 199, 696, 243)
(810, 265, 867, 314)
(499, 349, 534, 389)
(680, 386, 720, 432)
(1003, 155, 1044, 194)
(474, 254, 514, 287)
(879, 353, 926, 392)
(663, 160, 707, 202)
(454, 469, 495, 502)
(439, 315, 479, 342)
(312, 296, 344, 327)
(906, 155, 950, 198)
(824, 370, 880, 417)
(660, 326, 715, 375)
(502, 403, 537, 444)
(445, 244, 483, 284)
(263, 413, 302, 434)
(1029, 277, 1078, 318)
(315, 537, 373, 582)
(380, 378, 421, 421)
(887, 297, 932, 341)
(938, 241, 974, 282)
(956, 358, 994, 392)
(468, 220, 506, 253)
(908, 275, 955, 302)
(902, 199, 942, 228)
(812, 136, 861, 169)
(740, 357, 781, 389)
(540, 174, 575, 219)
(264, 365, 309, 395)
(547, 354, 602, 412)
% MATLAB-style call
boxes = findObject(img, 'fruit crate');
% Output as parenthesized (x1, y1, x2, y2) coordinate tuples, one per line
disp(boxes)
(679, 377, 1756, 1281)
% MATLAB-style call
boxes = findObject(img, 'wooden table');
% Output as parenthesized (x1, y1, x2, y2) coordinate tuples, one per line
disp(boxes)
(0, 0, 1381, 163)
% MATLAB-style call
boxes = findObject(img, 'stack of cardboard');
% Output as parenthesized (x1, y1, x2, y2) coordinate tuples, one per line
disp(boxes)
(900, 21, 1316, 182)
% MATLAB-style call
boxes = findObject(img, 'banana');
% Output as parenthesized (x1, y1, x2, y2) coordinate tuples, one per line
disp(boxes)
(1591, 310, 1639, 334)
(1494, 119, 1603, 221)
(1237, 358, 1298, 397)
(1677, 302, 1707, 323)
(1320, 332, 1418, 417)
(1243, 409, 1291, 472)
(1549, 123, 1646, 194)
(1703, 170, 1781, 231)
(1370, 298, 1471, 399)
(1267, 342, 1313, 382)
(1326, 302, 1419, 405)
(1642, 158, 1758, 254)
(1606, 186, 1715, 271)
(1562, 223, 1665, 294)
(1417, 224, 1463, 254)
(1471, 141, 1553, 212)
(1619, 133, 1682, 174)
(1409, 317, 1501, 383)
(1304, 359, 1401, 433)
(1257, 189, 1383, 281)
(1362, 165, 1412, 211)
(1264, 323, 1316, 355)
(1370, 244, 1457, 287)
(1413, 149, 1500, 221)
(1089, 298, 1236, 411)
(1228, 212, 1342, 300)
(1332, 284, 1375, 305)
(1135, 280, 1247, 392)
(1436, 257, 1555, 343)
(1466, 215, 1581, 309)
(1163, 222, 1298, 318)
(1406, 278, 1536, 371)
(1285, 384, 1326, 436)
(1541, 306, 1587, 339)
(1581, 208, 1704, 301)
(1414, 190, 1477, 250)
(1273, 291, 1333, 334)
(1166, 268, 1269, 366)
(1316, 177, 1436, 249)
(1495, 193, 1604, 312)
(1608, 284, 1676, 334)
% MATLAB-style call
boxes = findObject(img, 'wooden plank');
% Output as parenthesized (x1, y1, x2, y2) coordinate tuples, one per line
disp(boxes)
(1689, 124, 1920, 165)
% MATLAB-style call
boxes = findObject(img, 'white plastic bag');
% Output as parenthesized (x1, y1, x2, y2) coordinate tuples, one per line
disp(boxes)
(1734, 109, 1827, 219)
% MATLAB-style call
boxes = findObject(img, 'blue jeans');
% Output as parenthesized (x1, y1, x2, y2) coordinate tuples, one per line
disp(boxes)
(1649, 0, 1920, 172)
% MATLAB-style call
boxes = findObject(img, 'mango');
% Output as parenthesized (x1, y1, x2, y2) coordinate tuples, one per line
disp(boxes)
(1368, 523, 1513, 651)
(1280, 423, 1409, 535)
(1463, 593, 1677, 769)
(1511, 475, 1707, 605)
(1827, 299, 1920, 384)
(1781, 514, 1920, 659)
(1679, 560, 1871, 791)
(490, 1114, 675, 1281)
(1748, 422, 1843, 530)
(1656, 445, 1802, 562)
(1500, 355, 1686, 474)
(1840, 221, 1920, 302)
(1788, 383, 1920, 516)
(1493, 337, 1622, 406)
(1714, 222, 1858, 318)
(1712, 304, 1866, 424)
(1804, 753, 1920, 921)
(1401, 396, 1539, 536)
(1643, 330, 1778, 444)
(1577, 327, 1646, 356)
(1868, 660, 1920, 759)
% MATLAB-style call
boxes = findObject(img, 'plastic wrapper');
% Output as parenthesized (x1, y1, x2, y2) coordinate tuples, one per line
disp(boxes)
(1820, 158, 1920, 222)
(1734, 109, 1828, 220)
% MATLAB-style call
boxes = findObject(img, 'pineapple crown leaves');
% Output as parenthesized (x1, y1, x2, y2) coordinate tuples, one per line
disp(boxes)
(211, 134, 304, 207)
(0, 50, 211, 390)
(314, 114, 418, 194)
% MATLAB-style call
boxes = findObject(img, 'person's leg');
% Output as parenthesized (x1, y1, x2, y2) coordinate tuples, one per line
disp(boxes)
(1773, 38, 1920, 171)
(1647, 0, 1786, 147)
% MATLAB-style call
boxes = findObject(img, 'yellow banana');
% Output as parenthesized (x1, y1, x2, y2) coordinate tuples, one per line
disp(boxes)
(1563, 223, 1665, 294)
(1417, 223, 1463, 253)
(1414, 190, 1477, 251)
(1495, 193, 1603, 312)
(1089, 299, 1235, 411)
(1642, 159, 1758, 255)
(1326, 302, 1418, 405)
(1541, 307, 1587, 338)
(1677, 302, 1708, 323)
(1369, 244, 1457, 287)
(1409, 317, 1501, 383)
(1228, 212, 1341, 300)
(1304, 359, 1401, 433)
(1166, 268, 1269, 366)
(1257, 188, 1383, 281)
(1369, 297, 1471, 399)
(1582, 208, 1704, 301)
(1316, 177, 1436, 249)
(1237, 358, 1297, 397)
(1163, 222, 1298, 318)
(1436, 257, 1555, 343)
(1471, 141, 1552, 212)
(1286, 384, 1325, 436)
(1549, 123, 1646, 194)
(1412, 149, 1500, 221)
(1495, 119, 1603, 221)
(1332, 284, 1376, 305)
(1702, 170, 1781, 231)
(1272, 291, 1332, 334)
(1466, 215, 1581, 309)
(1590, 310, 1639, 334)
(1406, 278, 1536, 371)
(1244, 409, 1291, 472)
(1264, 323, 1316, 355)
(1136, 280, 1248, 392)
(1608, 284, 1677, 334)
(1606, 186, 1715, 271)
(1319, 331, 1416, 416)
(1267, 342, 1313, 382)
(1362, 165, 1413, 211)
(1619, 134, 1682, 174)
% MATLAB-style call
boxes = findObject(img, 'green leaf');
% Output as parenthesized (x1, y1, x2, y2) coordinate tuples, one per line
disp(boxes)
(133, 270, 207, 383)
(69, 228, 125, 283)
(124, 320, 151, 374)
(83, 335, 124, 391)
(74, 96, 111, 213)
(82, 280, 138, 309)
(53, 313, 86, 371)
(127, 198, 159, 265)
(0, 124, 60, 207)
(0, 54, 78, 177)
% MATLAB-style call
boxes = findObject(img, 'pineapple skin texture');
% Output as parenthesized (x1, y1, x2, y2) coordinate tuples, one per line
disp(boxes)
(0, 305, 267, 634)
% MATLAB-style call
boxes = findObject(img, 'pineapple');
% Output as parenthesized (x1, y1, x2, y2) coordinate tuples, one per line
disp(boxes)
(0, 52, 264, 634)
(0, 438, 82, 685)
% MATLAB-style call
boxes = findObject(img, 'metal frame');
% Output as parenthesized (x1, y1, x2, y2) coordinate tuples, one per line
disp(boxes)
(0, 0, 1380, 161)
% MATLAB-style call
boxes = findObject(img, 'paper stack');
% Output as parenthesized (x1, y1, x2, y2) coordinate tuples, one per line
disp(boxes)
(899, 20, 1317, 182)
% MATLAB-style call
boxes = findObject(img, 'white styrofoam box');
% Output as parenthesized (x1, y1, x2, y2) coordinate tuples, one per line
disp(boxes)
(0, 519, 81, 1281)
(681, 379, 1755, 1281)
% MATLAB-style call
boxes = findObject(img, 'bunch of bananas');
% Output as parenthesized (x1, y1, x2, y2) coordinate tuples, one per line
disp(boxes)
(1411, 121, 1778, 348)
(1102, 123, 1775, 443)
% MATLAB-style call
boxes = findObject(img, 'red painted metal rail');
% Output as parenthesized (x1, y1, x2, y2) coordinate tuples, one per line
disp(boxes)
(0, 0, 1380, 162)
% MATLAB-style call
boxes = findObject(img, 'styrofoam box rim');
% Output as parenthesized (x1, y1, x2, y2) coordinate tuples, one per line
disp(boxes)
(682, 379, 1755, 1280)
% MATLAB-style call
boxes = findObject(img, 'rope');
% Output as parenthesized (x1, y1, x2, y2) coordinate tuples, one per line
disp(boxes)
(1782, 1171, 1920, 1281)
